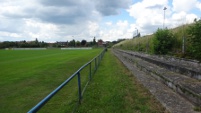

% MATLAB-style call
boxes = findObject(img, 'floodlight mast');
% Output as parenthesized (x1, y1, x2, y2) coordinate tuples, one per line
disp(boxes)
(163, 7, 167, 29)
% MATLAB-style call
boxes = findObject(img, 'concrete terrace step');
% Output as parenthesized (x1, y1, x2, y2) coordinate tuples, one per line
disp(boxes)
(115, 49, 201, 107)
(112, 49, 199, 113)
(119, 50, 201, 80)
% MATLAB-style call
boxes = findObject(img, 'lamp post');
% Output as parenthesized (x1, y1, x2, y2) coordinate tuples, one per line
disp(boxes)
(163, 7, 167, 29)
(133, 28, 137, 39)
(134, 28, 138, 38)
(182, 25, 185, 54)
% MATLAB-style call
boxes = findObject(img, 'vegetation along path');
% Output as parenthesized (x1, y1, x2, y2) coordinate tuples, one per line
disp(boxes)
(76, 49, 166, 113)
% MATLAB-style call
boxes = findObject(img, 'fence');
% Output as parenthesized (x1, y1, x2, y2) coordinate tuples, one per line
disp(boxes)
(28, 49, 106, 113)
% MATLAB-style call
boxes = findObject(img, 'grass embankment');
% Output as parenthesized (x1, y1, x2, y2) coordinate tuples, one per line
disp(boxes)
(114, 24, 190, 56)
(115, 35, 153, 52)
(0, 49, 102, 113)
(76, 50, 166, 113)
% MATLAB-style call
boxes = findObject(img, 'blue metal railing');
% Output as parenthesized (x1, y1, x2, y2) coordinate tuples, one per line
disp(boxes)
(28, 49, 106, 113)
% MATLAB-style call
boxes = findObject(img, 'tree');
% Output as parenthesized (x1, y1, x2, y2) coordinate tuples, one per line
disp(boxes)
(35, 38, 39, 44)
(93, 37, 96, 45)
(40, 41, 48, 47)
(152, 29, 175, 54)
(76, 41, 81, 47)
(69, 39, 76, 47)
(138, 32, 141, 37)
(88, 41, 93, 47)
(187, 19, 201, 60)
(81, 40, 87, 46)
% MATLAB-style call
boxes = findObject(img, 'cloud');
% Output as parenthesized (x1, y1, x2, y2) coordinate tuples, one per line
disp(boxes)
(94, 0, 132, 16)
(127, 0, 168, 35)
(24, 0, 132, 25)
(105, 22, 113, 26)
(196, 1, 201, 10)
(0, 0, 200, 42)
(0, 0, 133, 42)
(146, 4, 164, 9)
(0, 1, 38, 19)
(127, 0, 200, 36)
(97, 20, 133, 41)
(39, 0, 79, 7)
(88, 21, 99, 36)
(37, 0, 132, 24)
(36, 0, 98, 25)
(172, 0, 197, 12)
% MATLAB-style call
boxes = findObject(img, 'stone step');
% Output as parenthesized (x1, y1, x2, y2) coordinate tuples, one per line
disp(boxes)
(116, 49, 201, 107)
(113, 49, 199, 113)
(119, 50, 201, 80)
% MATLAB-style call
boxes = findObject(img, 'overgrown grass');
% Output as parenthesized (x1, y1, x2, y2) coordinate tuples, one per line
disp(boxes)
(115, 35, 153, 53)
(0, 49, 102, 113)
(76, 50, 166, 113)
(114, 24, 191, 56)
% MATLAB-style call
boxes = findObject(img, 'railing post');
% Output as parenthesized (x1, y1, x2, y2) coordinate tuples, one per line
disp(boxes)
(96, 57, 98, 68)
(95, 58, 97, 70)
(77, 72, 82, 104)
(98, 55, 99, 65)
(98, 55, 100, 65)
(89, 62, 91, 80)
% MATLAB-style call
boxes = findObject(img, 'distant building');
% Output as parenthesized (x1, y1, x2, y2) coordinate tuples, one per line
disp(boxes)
(57, 41, 68, 47)
(97, 40, 109, 47)
(97, 39, 103, 47)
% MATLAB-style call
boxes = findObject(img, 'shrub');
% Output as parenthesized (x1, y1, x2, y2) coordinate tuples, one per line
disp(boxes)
(187, 19, 201, 60)
(152, 29, 175, 55)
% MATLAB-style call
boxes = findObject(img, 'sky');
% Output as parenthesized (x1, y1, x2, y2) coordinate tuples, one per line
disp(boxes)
(0, 0, 200, 42)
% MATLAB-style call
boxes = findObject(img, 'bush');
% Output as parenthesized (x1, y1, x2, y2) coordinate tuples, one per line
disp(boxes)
(152, 29, 175, 54)
(187, 19, 201, 60)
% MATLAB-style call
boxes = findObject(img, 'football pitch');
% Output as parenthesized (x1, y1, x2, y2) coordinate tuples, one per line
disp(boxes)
(0, 49, 102, 113)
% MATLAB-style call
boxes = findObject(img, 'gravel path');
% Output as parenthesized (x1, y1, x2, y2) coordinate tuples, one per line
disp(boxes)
(112, 49, 199, 113)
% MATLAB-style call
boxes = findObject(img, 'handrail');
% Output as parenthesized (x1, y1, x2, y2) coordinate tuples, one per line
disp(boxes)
(28, 49, 106, 113)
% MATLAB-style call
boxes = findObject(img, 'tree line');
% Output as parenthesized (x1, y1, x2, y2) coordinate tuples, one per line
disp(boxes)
(0, 38, 48, 49)
(0, 37, 106, 49)
(53, 37, 99, 47)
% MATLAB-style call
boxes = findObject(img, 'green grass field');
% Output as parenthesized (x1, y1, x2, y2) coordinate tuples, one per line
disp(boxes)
(0, 49, 102, 113)
(0, 49, 165, 113)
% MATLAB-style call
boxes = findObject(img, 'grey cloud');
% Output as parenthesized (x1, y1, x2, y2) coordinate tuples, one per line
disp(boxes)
(39, 0, 79, 7)
(2, 0, 132, 25)
(146, 4, 163, 9)
(36, 0, 133, 24)
(41, 6, 95, 25)
(0, 18, 24, 33)
(37, 0, 132, 23)
(2, 6, 34, 19)
(1, 0, 95, 25)
(95, 0, 132, 16)
(2, 12, 31, 19)
(141, 23, 161, 35)
(0, 0, 133, 42)
(35, 0, 96, 25)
